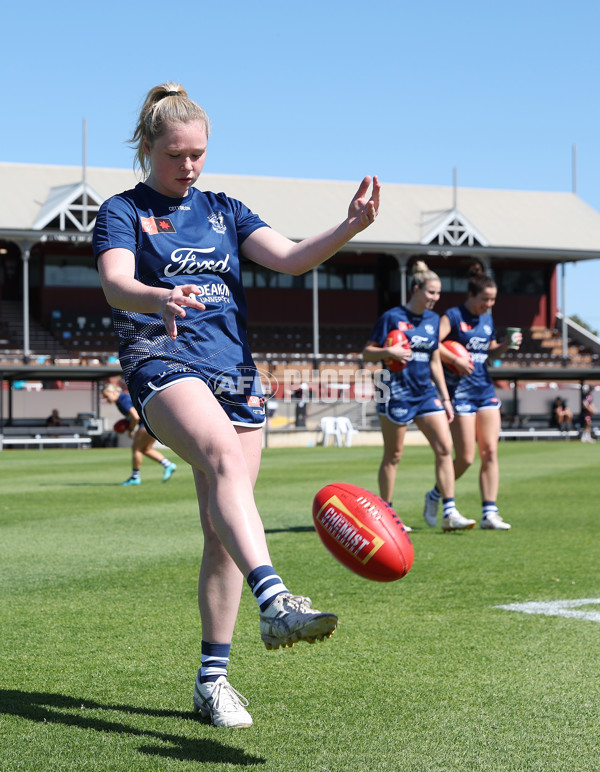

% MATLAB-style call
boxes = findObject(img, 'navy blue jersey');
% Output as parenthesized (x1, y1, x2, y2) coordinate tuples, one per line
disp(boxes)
(92, 183, 269, 395)
(116, 392, 134, 417)
(443, 304, 496, 395)
(369, 306, 440, 396)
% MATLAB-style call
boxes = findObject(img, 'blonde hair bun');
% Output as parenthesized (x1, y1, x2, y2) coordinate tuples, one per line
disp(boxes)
(410, 261, 439, 290)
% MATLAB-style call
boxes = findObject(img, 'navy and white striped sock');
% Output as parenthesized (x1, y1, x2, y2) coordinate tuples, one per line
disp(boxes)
(429, 485, 441, 501)
(442, 498, 456, 519)
(247, 565, 288, 612)
(482, 501, 498, 520)
(199, 641, 230, 684)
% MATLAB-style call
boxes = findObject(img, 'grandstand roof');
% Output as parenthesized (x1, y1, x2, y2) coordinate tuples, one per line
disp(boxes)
(2, 161, 600, 259)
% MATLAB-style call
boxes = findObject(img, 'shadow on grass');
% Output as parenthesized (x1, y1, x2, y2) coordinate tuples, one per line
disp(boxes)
(0, 689, 265, 765)
(264, 525, 315, 534)
(36, 481, 143, 488)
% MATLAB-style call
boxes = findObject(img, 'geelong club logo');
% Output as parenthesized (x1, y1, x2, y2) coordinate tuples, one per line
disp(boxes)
(208, 211, 226, 234)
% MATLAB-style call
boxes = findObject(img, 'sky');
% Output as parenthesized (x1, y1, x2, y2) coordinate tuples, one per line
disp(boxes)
(3, 0, 600, 330)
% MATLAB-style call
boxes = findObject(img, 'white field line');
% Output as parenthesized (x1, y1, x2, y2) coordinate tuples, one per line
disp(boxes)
(496, 598, 600, 623)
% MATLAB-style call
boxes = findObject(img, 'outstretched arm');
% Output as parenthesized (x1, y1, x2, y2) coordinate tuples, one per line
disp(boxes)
(241, 176, 380, 275)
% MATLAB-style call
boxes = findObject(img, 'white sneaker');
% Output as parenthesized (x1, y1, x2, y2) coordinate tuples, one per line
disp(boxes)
(423, 490, 440, 527)
(193, 674, 253, 728)
(481, 512, 511, 530)
(259, 593, 338, 650)
(441, 509, 477, 532)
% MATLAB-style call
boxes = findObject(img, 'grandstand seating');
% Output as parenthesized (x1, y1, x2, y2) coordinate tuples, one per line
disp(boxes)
(247, 323, 372, 357)
(0, 301, 72, 361)
(499, 326, 599, 368)
(48, 310, 119, 352)
(1, 297, 599, 373)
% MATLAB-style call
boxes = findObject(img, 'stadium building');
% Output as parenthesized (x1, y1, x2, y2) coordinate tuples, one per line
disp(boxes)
(1, 162, 600, 440)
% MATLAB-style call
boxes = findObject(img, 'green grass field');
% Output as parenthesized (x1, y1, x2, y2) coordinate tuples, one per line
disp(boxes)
(1, 442, 600, 771)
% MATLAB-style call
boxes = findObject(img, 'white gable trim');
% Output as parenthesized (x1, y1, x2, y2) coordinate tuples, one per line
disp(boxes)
(32, 181, 103, 232)
(421, 208, 489, 247)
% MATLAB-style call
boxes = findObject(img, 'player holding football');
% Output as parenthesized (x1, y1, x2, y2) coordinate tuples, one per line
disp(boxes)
(102, 383, 177, 485)
(93, 82, 380, 729)
(423, 267, 521, 530)
(362, 261, 475, 533)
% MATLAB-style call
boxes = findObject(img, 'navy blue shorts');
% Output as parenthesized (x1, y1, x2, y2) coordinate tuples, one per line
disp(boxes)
(450, 382, 501, 416)
(130, 361, 266, 442)
(377, 392, 445, 425)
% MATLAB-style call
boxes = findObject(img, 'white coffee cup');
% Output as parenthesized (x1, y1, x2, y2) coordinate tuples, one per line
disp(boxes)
(506, 327, 521, 350)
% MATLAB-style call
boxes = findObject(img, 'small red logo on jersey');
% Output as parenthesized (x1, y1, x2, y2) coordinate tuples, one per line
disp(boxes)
(141, 217, 176, 234)
(247, 396, 264, 408)
(460, 322, 472, 332)
(398, 322, 414, 331)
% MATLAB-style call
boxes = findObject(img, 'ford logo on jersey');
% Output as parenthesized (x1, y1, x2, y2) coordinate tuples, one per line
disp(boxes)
(163, 249, 231, 276)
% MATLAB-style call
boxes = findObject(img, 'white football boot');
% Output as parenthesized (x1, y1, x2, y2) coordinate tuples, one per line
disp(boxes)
(193, 674, 253, 728)
(441, 509, 477, 532)
(481, 512, 511, 530)
(423, 490, 440, 527)
(259, 593, 338, 650)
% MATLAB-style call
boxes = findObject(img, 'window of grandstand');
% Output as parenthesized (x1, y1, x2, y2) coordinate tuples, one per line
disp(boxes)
(346, 272, 376, 290)
(314, 266, 345, 290)
(44, 256, 102, 288)
(267, 273, 302, 289)
(435, 268, 470, 294)
(494, 268, 546, 295)
(241, 262, 375, 290)
(388, 270, 401, 292)
(435, 266, 546, 296)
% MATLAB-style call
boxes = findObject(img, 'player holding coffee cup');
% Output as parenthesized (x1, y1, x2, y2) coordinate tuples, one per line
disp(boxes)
(506, 327, 522, 350)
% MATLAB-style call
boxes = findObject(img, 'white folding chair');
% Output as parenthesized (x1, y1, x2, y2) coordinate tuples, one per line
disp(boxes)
(320, 416, 343, 447)
(336, 416, 360, 447)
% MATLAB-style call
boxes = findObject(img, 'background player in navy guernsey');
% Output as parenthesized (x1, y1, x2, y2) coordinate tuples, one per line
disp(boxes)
(93, 82, 380, 729)
(102, 383, 177, 485)
(424, 267, 522, 531)
(362, 261, 475, 533)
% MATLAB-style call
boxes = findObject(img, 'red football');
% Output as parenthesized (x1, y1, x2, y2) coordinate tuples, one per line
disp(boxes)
(113, 418, 130, 434)
(441, 340, 472, 374)
(383, 328, 410, 372)
(312, 482, 414, 582)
